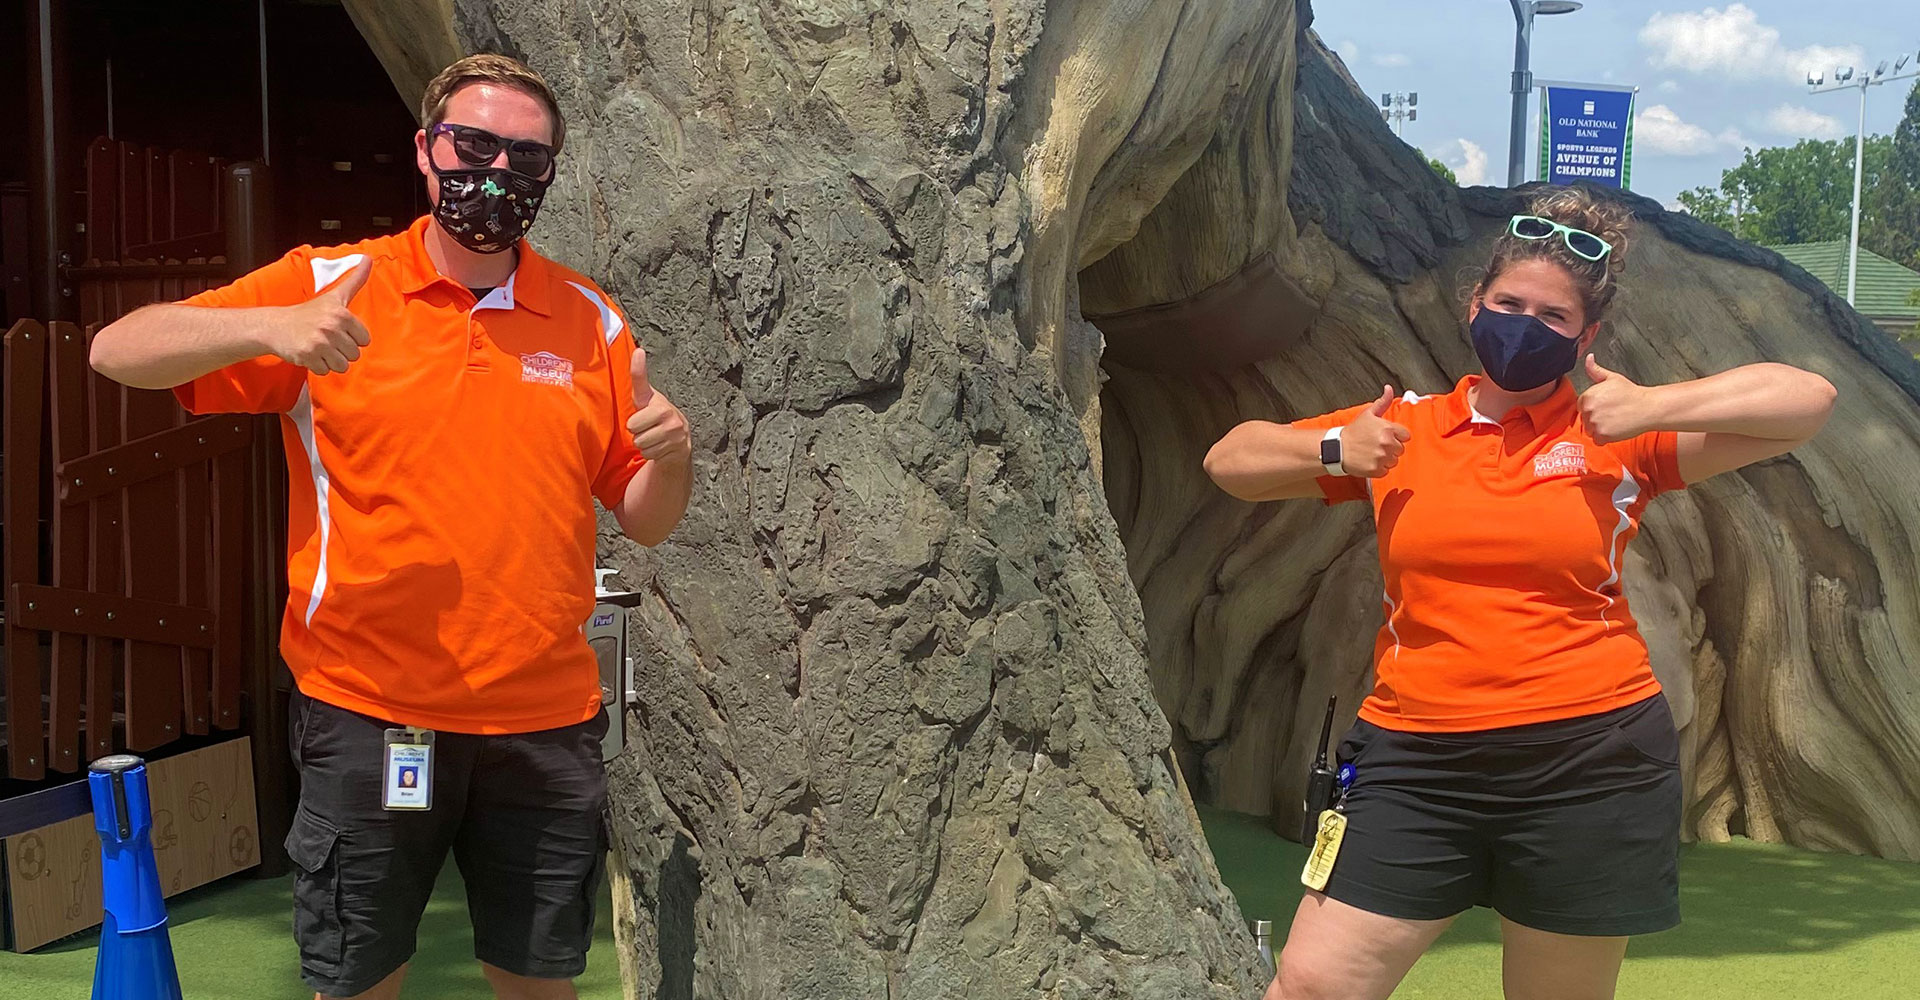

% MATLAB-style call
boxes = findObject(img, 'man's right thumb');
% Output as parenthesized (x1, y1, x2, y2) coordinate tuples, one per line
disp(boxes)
(326, 257, 372, 301)
(1369, 385, 1396, 417)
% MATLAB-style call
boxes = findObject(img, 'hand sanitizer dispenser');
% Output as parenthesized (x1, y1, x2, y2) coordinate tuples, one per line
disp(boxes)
(589, 568, 643, 761)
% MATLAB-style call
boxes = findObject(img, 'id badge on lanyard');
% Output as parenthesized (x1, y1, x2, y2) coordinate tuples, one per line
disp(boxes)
(383, 727, 435, 811)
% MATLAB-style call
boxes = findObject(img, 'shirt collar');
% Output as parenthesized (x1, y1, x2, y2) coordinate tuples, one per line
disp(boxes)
(397, 215, 552, 316)
(1437, 373, 1577, 436)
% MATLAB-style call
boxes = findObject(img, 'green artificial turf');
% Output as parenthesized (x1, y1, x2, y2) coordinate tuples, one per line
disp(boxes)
(1200, 805, 1920, 999)
(6, 808, 1918, 998)
(0, 863, 622, 1000)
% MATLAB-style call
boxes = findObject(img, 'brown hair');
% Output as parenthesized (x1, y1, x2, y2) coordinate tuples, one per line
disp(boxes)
(1473, 187, 1632, 327)
(419, 54, 566, 152)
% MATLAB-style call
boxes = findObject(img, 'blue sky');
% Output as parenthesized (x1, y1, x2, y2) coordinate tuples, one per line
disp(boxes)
(1312, 1, 1920, 203)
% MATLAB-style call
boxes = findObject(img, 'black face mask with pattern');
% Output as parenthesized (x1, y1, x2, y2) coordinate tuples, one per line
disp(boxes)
(430, 165, 551, 255)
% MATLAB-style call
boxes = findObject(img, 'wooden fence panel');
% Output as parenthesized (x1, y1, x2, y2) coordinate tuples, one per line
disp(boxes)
(85, 341, 126, 762)
(4, 137, 274, 782)
(169, 150, 217, 245)
(143, 148, 166, 246)
(4, 320, 48, 780)
(179, 404, 213, 737)
(46, 322, 89, 772)
(213, 443, 246, 729)
(117, 143, 148, 255)
(120, 387, 186, 750)
(84, 138, 117, 264)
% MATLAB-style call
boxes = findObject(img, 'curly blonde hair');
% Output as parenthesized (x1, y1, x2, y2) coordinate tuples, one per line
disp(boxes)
(1473, 187, 1633, 326)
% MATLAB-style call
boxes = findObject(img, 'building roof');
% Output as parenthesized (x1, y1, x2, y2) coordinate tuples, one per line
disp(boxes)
(1769, 241, 1920, 319)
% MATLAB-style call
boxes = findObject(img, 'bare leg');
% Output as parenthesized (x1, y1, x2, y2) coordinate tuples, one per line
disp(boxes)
(481, 962, 579, 1000)
(320, 963, 407, 1000)
(1265, 891, 1457, 1000)
(1499, 917, 1628, 1000)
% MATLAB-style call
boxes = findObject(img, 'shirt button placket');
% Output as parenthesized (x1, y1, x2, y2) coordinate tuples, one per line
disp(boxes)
(467, 315, 489, 369)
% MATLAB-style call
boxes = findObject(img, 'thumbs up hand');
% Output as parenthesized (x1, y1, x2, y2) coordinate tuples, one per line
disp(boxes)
(1578, 354, 1654, 444)
(625, 347, 691, 465)
(273, 257, 374, 375)
(1340, 385, 1414, 477)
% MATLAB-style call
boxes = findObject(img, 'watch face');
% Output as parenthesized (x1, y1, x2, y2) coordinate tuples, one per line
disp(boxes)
(1321, 437, 1341, 465)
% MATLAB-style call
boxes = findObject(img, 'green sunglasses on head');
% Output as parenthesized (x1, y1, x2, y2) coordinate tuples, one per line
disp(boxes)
(1508, 214, 1613, 262)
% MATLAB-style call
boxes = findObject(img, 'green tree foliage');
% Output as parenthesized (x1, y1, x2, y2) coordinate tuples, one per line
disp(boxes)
(1425, 154, 1457, 185)
(1679, 137, 1894, 246)
(1676, 185, 1736, 231)
(1864, 80, 1920, 270)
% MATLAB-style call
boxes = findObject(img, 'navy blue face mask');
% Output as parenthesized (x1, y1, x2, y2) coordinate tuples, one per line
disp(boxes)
(1469, 306, 1581, 392)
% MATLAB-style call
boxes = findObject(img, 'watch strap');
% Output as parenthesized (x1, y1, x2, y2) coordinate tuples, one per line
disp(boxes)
(1320, 426, 1347, 477)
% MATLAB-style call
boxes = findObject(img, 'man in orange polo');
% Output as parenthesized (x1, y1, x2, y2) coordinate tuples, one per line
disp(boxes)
(89, 54, 686, 1000)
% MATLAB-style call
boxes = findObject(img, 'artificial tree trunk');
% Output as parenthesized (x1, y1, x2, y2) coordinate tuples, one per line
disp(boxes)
(339, 1, 1920, 997)
(1093, 31, 1920, 863)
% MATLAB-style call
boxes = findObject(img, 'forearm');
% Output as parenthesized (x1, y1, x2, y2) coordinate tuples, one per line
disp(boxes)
(1203, 421, 1328, 501)
(1646, 363, 1837, 442)
(614, 455, 693, 546)
(90, 303, 281, 389)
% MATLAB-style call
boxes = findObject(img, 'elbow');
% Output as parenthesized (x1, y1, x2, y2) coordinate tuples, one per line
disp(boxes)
(88, 315, 168, 389)
(616, 510, 673, 547)
(1202, 447, 1261, 502)
(628, 525, 671, 548)
(1804, 371, 1839, 437)
(1202, 443, 1243, 497)
(89, 325, 127, 383)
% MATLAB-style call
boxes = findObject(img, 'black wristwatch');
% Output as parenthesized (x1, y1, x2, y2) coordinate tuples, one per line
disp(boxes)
(1319, 427, 1347, 477)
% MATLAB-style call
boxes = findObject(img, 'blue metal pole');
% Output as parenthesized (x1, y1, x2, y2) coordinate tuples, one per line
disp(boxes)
(88, 755, 183, 1000)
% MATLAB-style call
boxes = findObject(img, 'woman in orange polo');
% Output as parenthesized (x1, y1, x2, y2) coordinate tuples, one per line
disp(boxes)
(1205, 188, 1837, 1000)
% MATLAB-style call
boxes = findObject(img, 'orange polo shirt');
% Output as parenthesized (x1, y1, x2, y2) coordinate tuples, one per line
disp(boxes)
(1293, 374, 1685, 733)
(175, 216, 647, 733)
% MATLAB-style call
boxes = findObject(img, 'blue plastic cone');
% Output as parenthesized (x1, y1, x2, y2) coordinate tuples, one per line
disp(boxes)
(88, 755, 184, 1000)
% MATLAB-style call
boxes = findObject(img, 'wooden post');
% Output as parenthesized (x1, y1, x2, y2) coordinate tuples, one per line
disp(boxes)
(4, 320, 48, 779)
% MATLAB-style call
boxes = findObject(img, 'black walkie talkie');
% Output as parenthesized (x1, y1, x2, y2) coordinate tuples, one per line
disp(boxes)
(1301, 696, 1339, 844)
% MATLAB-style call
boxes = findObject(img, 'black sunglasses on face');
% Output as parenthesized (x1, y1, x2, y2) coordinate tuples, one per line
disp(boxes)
(428, 123, 556, 178)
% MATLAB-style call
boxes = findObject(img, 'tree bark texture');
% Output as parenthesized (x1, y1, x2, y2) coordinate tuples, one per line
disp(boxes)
(336, 3, 1920, 999)
(1095, 30, 1920, 864)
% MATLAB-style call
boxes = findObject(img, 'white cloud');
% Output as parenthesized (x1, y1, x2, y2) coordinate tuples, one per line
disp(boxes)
(1763, 104, 1845, 139)
(1639, 5, 1864, 84)
(1438, 139, 1489, 186)
(1635, 104, 1748, 155)
(1336, 39, 1359, 65)
(1659, 80, 1680, 93)
(1373, 52, 1410, 68)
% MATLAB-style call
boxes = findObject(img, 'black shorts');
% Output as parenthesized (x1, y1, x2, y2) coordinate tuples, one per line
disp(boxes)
(1320, 694, 1682, 937)
(285, 689, 609, 997)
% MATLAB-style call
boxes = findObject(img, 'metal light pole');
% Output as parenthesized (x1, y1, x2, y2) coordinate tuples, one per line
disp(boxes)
(1382, 92, 1419, 137)
(1507, 0, 1583, 187)
(1810, 52, 1919, 305)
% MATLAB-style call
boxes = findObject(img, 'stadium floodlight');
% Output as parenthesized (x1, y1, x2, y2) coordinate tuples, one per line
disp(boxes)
(1381, 92, 1419, 136)
(1809, 51, 1920, 306)
(1534, 1, 1582, 14)
(1410, 92, 1418, 106)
